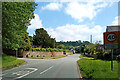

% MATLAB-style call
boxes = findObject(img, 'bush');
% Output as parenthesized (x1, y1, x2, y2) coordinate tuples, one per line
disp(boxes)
(32, 48, 36, 51)
(46, 48, 50, 52)
(96, 52, 111, 60)
(64, 50, 73, 53)
(31, 48, 72, 52)
(41, 48, 46, 51)
(96, 52, 102, 59)
(58, 49, 63, 52)
(36, 48, 40, 51)
(54, 48, 59, 52)
(116, 55, 120, 61)
(50, 48, 54, 52)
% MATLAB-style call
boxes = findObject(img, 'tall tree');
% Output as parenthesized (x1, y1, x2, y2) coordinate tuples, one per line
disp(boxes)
(29, 36, 34, 43)
(49, 38, 56, 48)
(33, 28, 51, 48)
(2, 2, 37, 51)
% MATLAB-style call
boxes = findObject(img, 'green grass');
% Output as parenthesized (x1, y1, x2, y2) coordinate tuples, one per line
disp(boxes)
(2, 54, 25, 70)
(77, 55, 119, 79)
(27, 55, 67, 59)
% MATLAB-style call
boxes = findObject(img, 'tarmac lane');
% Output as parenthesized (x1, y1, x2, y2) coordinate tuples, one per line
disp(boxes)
(2, 54, 81, 80)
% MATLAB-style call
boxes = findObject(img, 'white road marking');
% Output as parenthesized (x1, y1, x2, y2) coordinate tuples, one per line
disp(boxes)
(12, 71, 22, 75)
(15, 68, 38, 79)
(40, 66, 53, 75)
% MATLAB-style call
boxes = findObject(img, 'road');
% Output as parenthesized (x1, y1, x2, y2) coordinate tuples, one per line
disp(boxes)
(2, 54, 81, 80)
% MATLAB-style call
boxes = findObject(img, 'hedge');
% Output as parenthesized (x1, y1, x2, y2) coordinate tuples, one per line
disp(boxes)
(31, 48, 72, 52)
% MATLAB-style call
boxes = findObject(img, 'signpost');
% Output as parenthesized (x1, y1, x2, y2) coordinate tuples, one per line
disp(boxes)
(104, 31, 120, 49)
(104, 29, 120, 71)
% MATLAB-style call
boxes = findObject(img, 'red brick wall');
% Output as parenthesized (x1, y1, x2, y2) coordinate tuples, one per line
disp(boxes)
(22, 51, 73, 58)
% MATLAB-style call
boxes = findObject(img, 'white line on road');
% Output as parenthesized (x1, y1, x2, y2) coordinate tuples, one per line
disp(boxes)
(40, 66, 53, 75)
(16, 68, 38, 79)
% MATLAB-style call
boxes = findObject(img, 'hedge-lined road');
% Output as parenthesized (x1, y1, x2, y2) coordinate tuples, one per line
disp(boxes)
(2, 54, 81, 79)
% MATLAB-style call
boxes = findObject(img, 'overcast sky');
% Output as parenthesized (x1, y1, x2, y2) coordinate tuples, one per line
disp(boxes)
(27, 0, 119, 43)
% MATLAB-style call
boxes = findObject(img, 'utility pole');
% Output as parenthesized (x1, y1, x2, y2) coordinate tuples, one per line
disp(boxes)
(90, 35, 92, 43)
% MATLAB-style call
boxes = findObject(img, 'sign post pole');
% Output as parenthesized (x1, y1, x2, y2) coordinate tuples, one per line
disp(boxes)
(111, 49, 113, 71)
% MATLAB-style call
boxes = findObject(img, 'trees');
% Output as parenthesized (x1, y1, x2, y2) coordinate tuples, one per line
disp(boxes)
(23, 30, 32, 51)
(2, 2, 37, 51)
(83, 41, 103, 55)
(33, 28, 56, 48)
(66, 46, 74, 50)
(29, 36, 34, 43)
(57, 44, 66, 49)
(33, 28, 50, 48)
(57, 40, 82, 47)
(49, 38, 56, 48)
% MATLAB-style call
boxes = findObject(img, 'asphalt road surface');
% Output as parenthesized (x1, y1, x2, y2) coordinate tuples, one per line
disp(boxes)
(2, 54, 81, 80)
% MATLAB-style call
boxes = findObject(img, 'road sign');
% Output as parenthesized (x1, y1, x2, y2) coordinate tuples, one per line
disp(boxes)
(104, 26, 120, 72)
(107, 33, 116, 42)
(103, 31, 120, 49)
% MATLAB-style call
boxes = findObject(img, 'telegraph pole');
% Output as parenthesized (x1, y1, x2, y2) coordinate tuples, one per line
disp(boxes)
(90, 35, 92, 43)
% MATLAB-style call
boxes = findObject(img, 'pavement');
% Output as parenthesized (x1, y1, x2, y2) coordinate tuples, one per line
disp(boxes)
(2, 54, 81, 80)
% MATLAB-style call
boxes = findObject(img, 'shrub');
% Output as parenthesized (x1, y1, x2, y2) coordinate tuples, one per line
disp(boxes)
(50, 48, 54, 52)
(116, 55, 120, 61)
(19, 49, 24, 53)
(96, 52, 111, 60)
(65, 50, 73, 53)
(31, 48, 72, 52)
(29, 48, 32, 51)
(46, 48, 50, 52)
(32, 48, 36, 51)
(58, 49, 63, 52)
(54, 48, 59, 52)
(36, 48, 40, 51)
(41, 48, 46, 52)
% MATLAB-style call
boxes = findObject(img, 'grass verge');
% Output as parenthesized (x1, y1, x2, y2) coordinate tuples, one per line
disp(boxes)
(2, 54, 25, 70)
(27, 55, 67, 59)
(77, 55, 118, 79)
